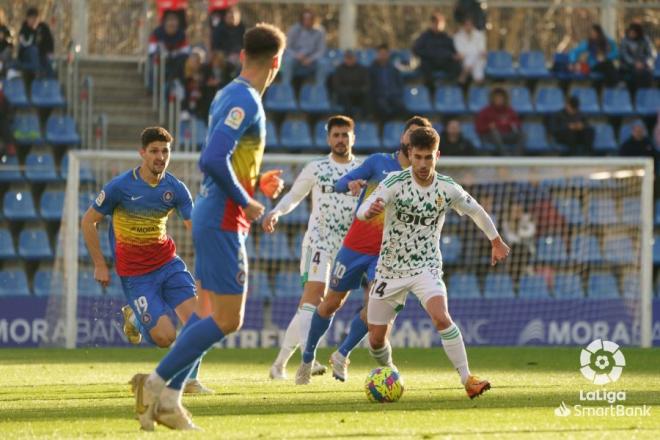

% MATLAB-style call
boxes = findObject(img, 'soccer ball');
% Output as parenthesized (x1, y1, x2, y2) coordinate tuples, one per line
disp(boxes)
(364, 367, 404, 403)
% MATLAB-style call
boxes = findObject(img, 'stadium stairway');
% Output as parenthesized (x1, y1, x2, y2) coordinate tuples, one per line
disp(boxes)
(77, 59, 158, 149)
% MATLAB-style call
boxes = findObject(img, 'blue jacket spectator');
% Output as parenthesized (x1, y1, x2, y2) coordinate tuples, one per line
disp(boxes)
(369, 44, 404, 122)
(619, 23, 656, 92)
(18, 7, 54, 78)
(281, 9, 327, 86)
(569, 24, 618, 87)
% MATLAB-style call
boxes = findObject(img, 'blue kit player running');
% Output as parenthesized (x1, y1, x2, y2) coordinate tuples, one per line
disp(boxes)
(295, 116, 433, 385)
(130, 24, 287, 431)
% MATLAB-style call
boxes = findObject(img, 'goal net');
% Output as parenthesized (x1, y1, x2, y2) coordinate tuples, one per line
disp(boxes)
(44, 151, 654, 349)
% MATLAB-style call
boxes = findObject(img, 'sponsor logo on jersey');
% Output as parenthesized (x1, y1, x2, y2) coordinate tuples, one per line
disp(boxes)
(320, 184, 335, 193)
(95, 190, 106, 206)
(396, 211, 438, 226)
(224, 107, 245, 129)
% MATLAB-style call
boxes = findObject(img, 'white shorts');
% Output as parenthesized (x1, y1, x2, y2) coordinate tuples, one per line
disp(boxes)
(300, 246, 333, 284)
(367, 268, 447, 326)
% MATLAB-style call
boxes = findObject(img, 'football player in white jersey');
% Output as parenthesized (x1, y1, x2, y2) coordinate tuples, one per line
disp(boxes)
(358, 127, 510, 399)
(263, 115, 361, 379)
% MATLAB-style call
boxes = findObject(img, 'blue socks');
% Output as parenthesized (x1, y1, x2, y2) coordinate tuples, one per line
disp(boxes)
(156, 316, 224, 381)
(302, 310, 332, 363)
(338, 310, 368, 357)
(164, 313, 201, 390)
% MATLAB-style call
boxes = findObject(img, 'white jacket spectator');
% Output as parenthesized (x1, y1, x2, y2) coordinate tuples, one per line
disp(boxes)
(453, 19, 486, 83)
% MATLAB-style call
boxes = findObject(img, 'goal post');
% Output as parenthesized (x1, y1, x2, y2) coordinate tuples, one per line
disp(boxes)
(52, 151, 654, 349)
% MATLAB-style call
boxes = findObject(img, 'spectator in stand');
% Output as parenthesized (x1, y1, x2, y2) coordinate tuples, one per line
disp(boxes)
(620, 121, 658, 170)
(569, 24, 618, 88)
(0, 8, 13, 77)
(454, 0, 486, 30)
(148, 11, 190, 83)
(413, 13, 461, 92)
(0, 87, 14, 156)
(208, 0, 239, 33)
(281, 9, 327, 88)
(331, 50, 370, 118)
(475, 88, 522, 155)
(619, 23, 656, 93)
(210, 6, 245, 75)
(369, 44, 404, 122)
(501, 202, 536, 279)
(440, 119, 476, 155)
(550, 96, 594, 156)
(182, 48, 205, 120)
(200, 51, 232, 120)
(453, 18, 486, 85)
(18, 7, 54, 78)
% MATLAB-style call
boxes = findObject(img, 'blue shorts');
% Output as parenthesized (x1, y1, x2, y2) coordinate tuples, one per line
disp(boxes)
(120, 256, 195, 332)
(194, 226, 248, 295)
(328, 246, 378, 293)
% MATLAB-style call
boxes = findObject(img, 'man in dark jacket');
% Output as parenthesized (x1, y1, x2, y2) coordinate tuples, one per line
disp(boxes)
(550, 96, 594, 156)
(440, 119, 477, 155)
(210, 6, 245, 74)
(413, 13, 461, 91)
(18, 7, 54, 77)
(620, 122, 658, 171)
(331, 50, 370, 118)
(369, 44, 404, 122)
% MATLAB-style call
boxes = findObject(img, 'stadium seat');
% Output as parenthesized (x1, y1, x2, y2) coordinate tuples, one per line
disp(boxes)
(535, 87, 564, 114)
(313, 120, 328, 148)
(265, 120, 279, 149)
(523, 122, 552, 154)
(291, 233, 304, 261)
(383, 121, 406, 148)
(3, 77, 30, 107)
(30, 78, 66, 107)
(280, 198, 309, 224)
(587, 197, 618, 225)
(25, 152, 59, 182)
(403, 86, 433, 114)
(587, 273, 620, 298)
(273, 270, 301, 297)
(78, 233, 90, 260)
(555, 197, 584, 225)
(78, 191, 97, 217)
(280, 120, 313, 151)
(178, 117, 207, 149)
(18, 228, 53, 260)
(264, 83, 297, 112)
(357, 48, 377, 66)
(535, 235, 568, 263)
(509, 86, 534, 115)
(0, 228, 16, 259)
(485, 51, 516, 79)
(621, 196, 641, 225)
(621, 273, 640, 299)
(0, 269, 30, 296)
(554, 274, 585, 298)
(0, 155, 24, 183)
(248, 271, 272, 298)
(570, 87, 600, 115)
(447, 273, 481, 298)
(433, 86, 466, 114)
(460, 122, 483, 150)
(12, 113, 43, 146)
(39, 190, 65, 221)
(3, 191, 38, 221)
(518, 275, 551, 298)
(634, 88, 660, 117)
(518, 51, 550, 79)
(299, 83, 332, 113)
(440, 235, 462, 264)
(353, 121, 381, 152)
(45, 115, 81, 146)
(467, 86, 489, 113)
(602, 88, 634, 116)
(60, 154, 95, 183)
(78, 270, 103, 296)
(654, 236, 660, 265)
(33, 269, 63, 296)
(603, 235, 636, 265)
(570, 234, 602, 264)
(259, 233, 292, 261)
(592, 123, 618, 154)
(483, 273, 515, 298)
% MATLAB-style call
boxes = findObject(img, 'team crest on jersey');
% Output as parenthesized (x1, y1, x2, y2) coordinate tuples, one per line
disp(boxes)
(436, 195, 444, 207)
(141, 312, 152, 325)
(224, 107, 245, 130)
(236, 270, 246, 285)
(162, 191, 174, 203)
(330, 276, 339, 288)
(95, 190, 106, 206)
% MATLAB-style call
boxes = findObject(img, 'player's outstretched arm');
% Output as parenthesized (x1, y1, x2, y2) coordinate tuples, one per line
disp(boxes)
(81, 208, 110, 287)
(335, 157, 373, 194)
(490, 236, 511, 266)
(262, 163, 315, 233)
(356, 181, 390, 220)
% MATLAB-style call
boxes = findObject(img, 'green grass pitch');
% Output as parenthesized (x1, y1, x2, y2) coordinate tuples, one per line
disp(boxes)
(1, 347, 658, 439)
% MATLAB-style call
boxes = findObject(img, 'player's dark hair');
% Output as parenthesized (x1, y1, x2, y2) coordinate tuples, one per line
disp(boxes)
(404, 116, 432, 132)
(409, 127, 440, 151)
(26, 7, 38, 18)
(326, 115, 354, 133)
(243, 23, 286, 62)
(141, 126, 173, 148)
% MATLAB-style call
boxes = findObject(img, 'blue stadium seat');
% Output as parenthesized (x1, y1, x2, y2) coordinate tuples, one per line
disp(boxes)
(518, 51, 550, 79)
(299, 83, 332, 113)
(554, 274, 584, 298)
(3, 191, 38, 221)
(248, 270, 272, 298)
(523, 122, 552, 154)
(31, 78, 66, 107)
(40, 190, 65, 221)
(403, 86, 433, 114)
(618, 119, 643, 144)
(570, 234, 602, 264)
(603, 235, 636, 265)
(655, 236, 660, 265)
(273, 271, 301, 297)
(485, 51, 516, 79)
(18, 228, 53, 260)
(621, 273, 640, 299)
(264, 83, 297, 112)
(510, 86, 534, 115)
(280, 199, 309, 224)
(587, 197, 618, 225)
(353, 121, 381, 152)
(432, 122, 444, 137)
(535, 235, 568, 263)
(535, 86, 564, 114)
(460, 122, 483, 150)
(0, 269, 30, 296)
(592, 123, 618, 154)
(279, 120, 313, 151)
(448, 273, 481, 298)
(78, 191, 97, 217)
(266, 120, 279, 149)
(357, 48, 377, 66)
(78, 270, 103, 296)
(570, 87, 600, 115)
(34, 269, 63, 296)
(178, 117, 207, 149)
(440, 235, 462, 264)
(655, 57, 660, 79)
(621, 196, 641, 225)
(0, 155, 23, 183)
(259, 233, 292, 261)
(0, 228, 16, 259)
(3, 77, 30, 107)
(602, 88, 634, 116)
(12, 113, 43, 146)
(45, 115, 81, 146)
(467, 86, 489, 113)
(555, 197, 584, 225)
(383, 121, 406, 148)
(434, 86, 466, 114)
(78, 233, 90, 260)
(483, 273, 515, 298)
(634, 88, 660, 116)
(313, 120, 328, 148)
(25, 153, 58, 182)
(60, 154, 95, 183)
(588, 273, 620, 298)
(291, 233, 304, 261)
(518, 275, 551, 298)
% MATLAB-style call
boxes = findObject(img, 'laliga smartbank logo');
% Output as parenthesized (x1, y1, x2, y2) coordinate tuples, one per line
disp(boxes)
(554, 339, 652, 418)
